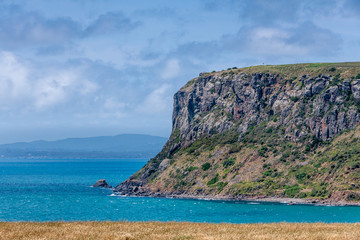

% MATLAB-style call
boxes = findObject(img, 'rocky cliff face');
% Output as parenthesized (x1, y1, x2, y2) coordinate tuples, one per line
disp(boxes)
(173, 72, 360, 145)
(115, 63, 360, 204)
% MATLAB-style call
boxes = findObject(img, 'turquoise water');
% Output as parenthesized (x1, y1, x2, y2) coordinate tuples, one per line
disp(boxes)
(0, 160, 359, 223)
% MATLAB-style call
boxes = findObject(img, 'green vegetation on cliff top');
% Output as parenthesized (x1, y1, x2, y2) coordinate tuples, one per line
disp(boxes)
(184, 62, 360, 89)
(222, 62, 360, 78)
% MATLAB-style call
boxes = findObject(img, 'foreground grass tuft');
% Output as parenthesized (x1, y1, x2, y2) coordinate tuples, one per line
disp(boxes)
(0, 222, 359, 240)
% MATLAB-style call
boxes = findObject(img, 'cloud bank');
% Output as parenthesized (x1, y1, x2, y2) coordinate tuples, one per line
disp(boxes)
(0, 0, 358, 143)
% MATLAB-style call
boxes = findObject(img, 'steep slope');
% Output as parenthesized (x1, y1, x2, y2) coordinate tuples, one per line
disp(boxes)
(115, 63, 360, 204)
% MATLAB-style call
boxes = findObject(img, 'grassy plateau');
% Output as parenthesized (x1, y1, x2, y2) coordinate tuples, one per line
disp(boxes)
(0, 222, 360, 240)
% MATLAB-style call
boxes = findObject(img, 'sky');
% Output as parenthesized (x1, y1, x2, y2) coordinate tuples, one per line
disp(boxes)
(0, 0, 359, 143)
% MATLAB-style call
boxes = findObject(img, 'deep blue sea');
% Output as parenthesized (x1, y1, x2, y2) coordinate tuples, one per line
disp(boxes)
(0, 159, 359, 223)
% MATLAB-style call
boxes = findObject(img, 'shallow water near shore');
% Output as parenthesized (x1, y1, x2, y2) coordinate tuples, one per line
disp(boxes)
(0, 160, 359, 223)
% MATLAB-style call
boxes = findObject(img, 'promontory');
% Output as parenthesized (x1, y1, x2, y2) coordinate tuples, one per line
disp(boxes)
(115, 62, 360, 205)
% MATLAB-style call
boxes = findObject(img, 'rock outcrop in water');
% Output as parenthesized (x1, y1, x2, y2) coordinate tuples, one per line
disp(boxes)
(93, 179, 112, 188)
(115, 63, 360, 204)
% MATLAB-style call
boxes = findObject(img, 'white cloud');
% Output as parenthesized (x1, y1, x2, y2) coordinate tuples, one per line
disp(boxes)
(0, 51, 32, 110)
(104, 98, 126, 110)
(160, 58, 180, 79)
(101, 98, 129, 118)
(136, 84, 172, 114)
(248, 27, 305, 56)
(0, 51, 98, 111)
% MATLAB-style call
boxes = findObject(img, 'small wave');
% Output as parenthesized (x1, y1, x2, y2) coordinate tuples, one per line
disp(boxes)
(108, 193, 129, 197)
(248, 202, 260, 205)
(202, 198, 212, 201)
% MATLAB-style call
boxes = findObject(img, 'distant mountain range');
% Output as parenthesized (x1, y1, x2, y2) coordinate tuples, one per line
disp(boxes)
(0, 134, 168, 159)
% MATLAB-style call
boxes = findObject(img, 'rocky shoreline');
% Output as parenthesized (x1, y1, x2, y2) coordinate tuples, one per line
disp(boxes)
(113, 177, 360, 206)
(112, 189, 360, 207)
(114, 178, 360, 206)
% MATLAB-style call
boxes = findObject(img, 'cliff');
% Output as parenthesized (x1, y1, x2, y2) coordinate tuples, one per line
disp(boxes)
(115, 62, 360, 204)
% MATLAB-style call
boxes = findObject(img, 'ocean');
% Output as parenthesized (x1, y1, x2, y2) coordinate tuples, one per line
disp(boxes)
(0, 159, 359, 223)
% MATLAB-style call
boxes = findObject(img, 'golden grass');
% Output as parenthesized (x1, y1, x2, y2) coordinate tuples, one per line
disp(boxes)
(0, 222, 359, 240)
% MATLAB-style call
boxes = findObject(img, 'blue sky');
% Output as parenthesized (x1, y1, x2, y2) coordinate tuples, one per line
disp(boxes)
(0, 0, 359, 143)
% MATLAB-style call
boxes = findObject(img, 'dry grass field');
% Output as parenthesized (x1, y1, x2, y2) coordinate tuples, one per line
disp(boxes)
(0, 222, 359, 240)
